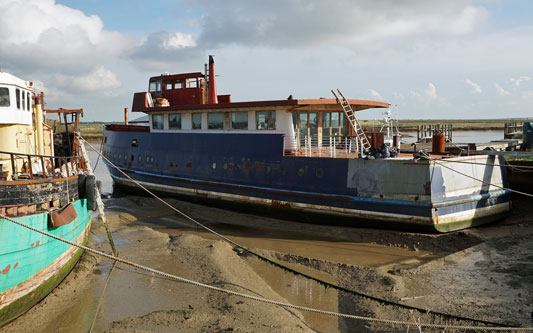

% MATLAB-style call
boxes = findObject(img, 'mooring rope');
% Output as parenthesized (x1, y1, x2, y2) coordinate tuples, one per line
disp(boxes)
(77, 135, 528, 328)
(1, 212, 532, 331)
(437, 158, 533, 172)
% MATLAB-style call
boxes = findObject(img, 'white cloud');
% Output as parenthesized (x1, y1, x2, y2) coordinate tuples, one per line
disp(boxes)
(521, 90, 533, 99)
(495, 83, 510, 96)
(510, 76, 530, 87)
(128, 31, 201, 71)
(164, 32, 197, 49)
(72, 66, 121, 92)
(425, 83, 438, 100)
(368, 89, 383, 100)
(196, 1, 489, 48)
(465, 79, 482, 93)
(0, 0, 129, 72)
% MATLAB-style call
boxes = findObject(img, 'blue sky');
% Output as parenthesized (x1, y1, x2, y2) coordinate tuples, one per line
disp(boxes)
(1, 0, 532, 121)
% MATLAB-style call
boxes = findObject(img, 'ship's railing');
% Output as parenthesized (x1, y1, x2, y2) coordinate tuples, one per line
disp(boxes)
(285, 135, 360, 158)
(0, 150, 82, 181)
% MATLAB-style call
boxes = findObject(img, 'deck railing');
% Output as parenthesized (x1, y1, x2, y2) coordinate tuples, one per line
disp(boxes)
(285, 135, 360, 158)
(0, 150, 82, 181)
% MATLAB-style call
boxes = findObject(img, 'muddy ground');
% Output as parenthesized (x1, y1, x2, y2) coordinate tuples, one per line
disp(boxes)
(3, 195, 533, 332)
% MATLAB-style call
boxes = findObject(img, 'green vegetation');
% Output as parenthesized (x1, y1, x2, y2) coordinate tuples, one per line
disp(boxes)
(79, 122, 105, 142)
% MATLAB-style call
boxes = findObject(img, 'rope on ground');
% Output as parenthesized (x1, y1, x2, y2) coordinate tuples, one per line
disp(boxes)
(88, 259, 117, 333)
(417, 153, 533, 198)
(1, 212, 532, 331)
(78, 135, 525, 328)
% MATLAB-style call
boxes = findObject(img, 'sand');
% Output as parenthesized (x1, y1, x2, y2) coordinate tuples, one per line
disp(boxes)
(4, 195, 533, 332)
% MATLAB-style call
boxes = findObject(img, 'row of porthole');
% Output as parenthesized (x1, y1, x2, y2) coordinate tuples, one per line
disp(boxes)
(103, 151, 324, 178)
(104, 151, 154, 164)
(210, 162, 324, 178)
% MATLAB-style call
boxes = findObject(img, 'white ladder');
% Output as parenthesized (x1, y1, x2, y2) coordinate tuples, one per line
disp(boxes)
(331, 89, 371, 151)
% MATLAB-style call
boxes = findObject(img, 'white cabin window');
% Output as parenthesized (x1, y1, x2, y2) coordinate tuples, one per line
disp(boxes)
(169, 114, 181, 129)
(16, 88, 21, 109)
(0, 88, 10, 107)
(256, 111, 276, 130)
(26, 92, 30, 110)
(192, 113, 202, 129)
(152, 114, 164, 129)
(231, 112, 248, 130)
(22, 89, 26, 110)
(208, 113, 224, 129)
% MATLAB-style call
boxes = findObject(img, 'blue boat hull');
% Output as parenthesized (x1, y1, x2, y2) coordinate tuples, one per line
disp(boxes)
(103, 129, 511, 232)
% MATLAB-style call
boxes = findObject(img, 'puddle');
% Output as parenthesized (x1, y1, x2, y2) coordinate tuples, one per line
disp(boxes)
(245, 256, 340, 332)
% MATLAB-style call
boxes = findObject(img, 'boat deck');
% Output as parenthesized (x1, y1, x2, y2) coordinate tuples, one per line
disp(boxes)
(287, 146, 448, 159)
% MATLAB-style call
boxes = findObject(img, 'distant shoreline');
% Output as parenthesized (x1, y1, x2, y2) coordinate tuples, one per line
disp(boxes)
(80, 118, 532, 142)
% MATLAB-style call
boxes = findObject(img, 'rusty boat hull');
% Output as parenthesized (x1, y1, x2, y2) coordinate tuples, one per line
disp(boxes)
(0, 198, 92, 327)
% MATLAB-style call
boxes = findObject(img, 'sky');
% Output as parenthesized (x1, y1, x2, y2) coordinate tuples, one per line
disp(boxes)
(0, 0, 532, 121)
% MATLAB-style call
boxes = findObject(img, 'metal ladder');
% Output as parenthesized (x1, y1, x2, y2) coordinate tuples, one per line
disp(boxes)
(331, 89, 371, 151)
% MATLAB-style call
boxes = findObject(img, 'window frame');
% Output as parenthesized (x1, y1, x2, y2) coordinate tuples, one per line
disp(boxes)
(191, 113, 202, 130)
(169, 114, 182, 130)
(152, 114, 164, 130)
(256, 111, 276, 130)
(0, 87, 10, 107)
(231, 112, 248, 130)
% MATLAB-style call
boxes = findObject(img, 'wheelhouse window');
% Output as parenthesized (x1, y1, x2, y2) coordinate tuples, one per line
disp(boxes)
(26, 92, 30, 110)
(208, 113, 224, 129)
(192, 113, 202, 129)
(169, 114, 181, 129)
(152, 114, 164, 129)
(186, 79, 197, 88)
(174, 80, 183, 89)
(0, 88, 10, 107)
(256, 111, 276, 130)
(16, 88, 20, 109)
(231, 112, 248, 130)
(149, 78, 162, 98)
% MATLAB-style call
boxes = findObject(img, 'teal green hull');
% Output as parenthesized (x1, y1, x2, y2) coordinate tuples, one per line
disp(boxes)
(0, 199, 91, 327)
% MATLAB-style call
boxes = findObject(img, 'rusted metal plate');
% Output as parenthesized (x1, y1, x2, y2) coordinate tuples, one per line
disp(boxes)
(50, 203, 77, 228)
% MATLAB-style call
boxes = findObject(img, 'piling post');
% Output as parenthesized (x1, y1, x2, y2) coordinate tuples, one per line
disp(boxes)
(124, 107, 129, 125)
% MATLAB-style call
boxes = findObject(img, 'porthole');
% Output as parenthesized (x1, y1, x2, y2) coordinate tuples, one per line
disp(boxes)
(146, 156, 149, 163)
(316, 168, 324, 178)
(124, 155, 128, 161)
(212, 162, 216, 169)
(297, 168, 305, 177)
(118, 154, 122, 160)
(223, 163, 228, 170)
(265, 165, 272, 175)
(150, 157, 154, 163)
(138, 156, 142, 162)
(113, 153, 117, 159)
